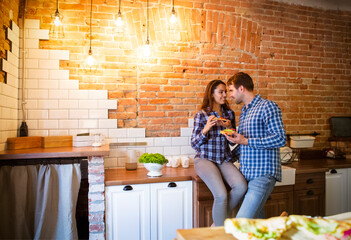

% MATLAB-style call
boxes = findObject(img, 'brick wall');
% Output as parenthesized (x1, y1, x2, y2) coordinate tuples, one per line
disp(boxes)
(1, 0, 351, 154)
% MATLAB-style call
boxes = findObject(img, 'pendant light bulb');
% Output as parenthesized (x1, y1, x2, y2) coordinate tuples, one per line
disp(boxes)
(50, 0, 64, 38)
(115, 11, 124, 27)
(54, 10, 61, 26)
(86, 50, 95, 67)
(142, 40, 151, 58)
(170, 8, 177, 25)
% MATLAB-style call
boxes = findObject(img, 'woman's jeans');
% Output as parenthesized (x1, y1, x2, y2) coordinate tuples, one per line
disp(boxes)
(236, 175, 276, 219)
(194, 158, 247, 226)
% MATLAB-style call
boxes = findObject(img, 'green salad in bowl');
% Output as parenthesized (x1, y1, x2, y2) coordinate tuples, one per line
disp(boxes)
(138, 153, 168, 165)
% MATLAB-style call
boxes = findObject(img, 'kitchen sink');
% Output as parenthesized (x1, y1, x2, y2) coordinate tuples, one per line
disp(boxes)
(233, 163, 296, 186)
(276, 165, 296, 186)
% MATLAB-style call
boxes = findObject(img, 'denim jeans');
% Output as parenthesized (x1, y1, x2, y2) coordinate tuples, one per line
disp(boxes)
(236, 175, 276, 219)
(194, 158, 247, 226)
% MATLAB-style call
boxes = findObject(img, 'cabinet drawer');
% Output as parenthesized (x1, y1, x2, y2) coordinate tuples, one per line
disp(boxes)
(293, 188, 325, 216)
(294, 172, 325, 190)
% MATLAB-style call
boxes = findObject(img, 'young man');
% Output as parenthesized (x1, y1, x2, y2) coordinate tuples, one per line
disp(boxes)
(225, 72, 286, 219)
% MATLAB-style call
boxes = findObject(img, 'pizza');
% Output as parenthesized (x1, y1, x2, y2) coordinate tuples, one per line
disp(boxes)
(288, 215, 351, 240)
(224, 215, 351, 240)
(213, 116, 230, 122)
(224, 216, 288, 240)
(220, 128, 235, 135)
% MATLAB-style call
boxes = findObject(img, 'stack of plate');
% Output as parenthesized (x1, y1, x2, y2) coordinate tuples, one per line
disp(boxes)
(73, 135, 91, 147)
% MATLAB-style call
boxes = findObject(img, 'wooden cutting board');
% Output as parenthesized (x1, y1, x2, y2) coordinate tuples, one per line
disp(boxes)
(7, 136, 42, 150)
(176, 227, 235, 240)
(41, 136, 73, 148)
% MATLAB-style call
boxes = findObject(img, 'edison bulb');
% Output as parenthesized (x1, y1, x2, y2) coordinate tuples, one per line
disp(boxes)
(142, 43, 151, 58)
(86, 55, 95, 67)
(170, 12, 177, 25)
(116, 16, 124, 27)
(54, 16, 61, 26)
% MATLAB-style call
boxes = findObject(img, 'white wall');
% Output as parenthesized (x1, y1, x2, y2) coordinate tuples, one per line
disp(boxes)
(0, 21, 20, 151)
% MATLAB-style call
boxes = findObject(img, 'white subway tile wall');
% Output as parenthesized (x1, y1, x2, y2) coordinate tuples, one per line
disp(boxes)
(0, 21, 19, 151)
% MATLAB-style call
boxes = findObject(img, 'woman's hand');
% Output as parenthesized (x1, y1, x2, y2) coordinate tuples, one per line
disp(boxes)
(202, 116, 217, 135)
(217, 119, 232, 128)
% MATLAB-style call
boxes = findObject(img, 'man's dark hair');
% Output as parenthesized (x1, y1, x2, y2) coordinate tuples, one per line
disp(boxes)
(227, 72, 254, 92)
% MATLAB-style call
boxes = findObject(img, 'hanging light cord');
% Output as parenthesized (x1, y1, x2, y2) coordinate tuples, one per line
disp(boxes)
(55, 0, 59, 15)
(172, 0, 175, 13)
(89, 0, 92, 54)
(146, 0, 149, 43)
(118, 0, 121, 15)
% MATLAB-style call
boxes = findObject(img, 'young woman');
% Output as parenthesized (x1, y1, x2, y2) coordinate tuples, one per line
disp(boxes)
(191, 79, 247, 227)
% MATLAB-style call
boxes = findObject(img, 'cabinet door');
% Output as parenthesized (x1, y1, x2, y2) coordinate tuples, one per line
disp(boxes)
(348, 168, 351, 211)
(294, 188, 325, 217)
(150, 181, 193, 240)
(106, 184, 150, 240)
(264, 191, 293, 218)
(325, 168, 348, 216)
(197, 199, 213, 228)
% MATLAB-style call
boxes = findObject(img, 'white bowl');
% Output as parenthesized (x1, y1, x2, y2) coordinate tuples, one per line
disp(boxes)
(290, 136, 315, 148)
(144, 163, 164, 177)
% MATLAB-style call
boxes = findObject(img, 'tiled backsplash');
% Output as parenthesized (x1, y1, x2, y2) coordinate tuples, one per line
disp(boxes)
(0, 21, 20, 151)
(105, 119, 196, 168)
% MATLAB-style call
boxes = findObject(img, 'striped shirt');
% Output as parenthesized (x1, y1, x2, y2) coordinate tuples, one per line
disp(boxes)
(191, 107, 236, 164)
(237, 94, 286, 182)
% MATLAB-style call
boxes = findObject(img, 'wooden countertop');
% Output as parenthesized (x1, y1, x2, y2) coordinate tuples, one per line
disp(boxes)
(287, 158, 351, 174)
(105, 165, 197, 186)
(105, 158, 351, 186)
(0, 144, 110, 160)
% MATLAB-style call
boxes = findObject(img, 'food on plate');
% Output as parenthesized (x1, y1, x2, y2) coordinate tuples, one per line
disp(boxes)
(220, 128, 235, 135)
(213, 116, 230, 122)
(224, 215, 351, 240)
(224, 216, 288, 240)
(288, 215, 351, 240)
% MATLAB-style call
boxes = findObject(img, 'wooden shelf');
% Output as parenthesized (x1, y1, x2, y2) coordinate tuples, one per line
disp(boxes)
(0, 144, 110, 160)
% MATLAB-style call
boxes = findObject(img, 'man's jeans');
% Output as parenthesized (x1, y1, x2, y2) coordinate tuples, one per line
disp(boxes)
(236, 175, 276, 219)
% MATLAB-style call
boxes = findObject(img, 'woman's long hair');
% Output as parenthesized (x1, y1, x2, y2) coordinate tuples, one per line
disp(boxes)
(201, 80, 230, 114)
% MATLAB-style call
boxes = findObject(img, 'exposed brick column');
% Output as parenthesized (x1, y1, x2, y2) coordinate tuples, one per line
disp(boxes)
(88, 156, 105, 240)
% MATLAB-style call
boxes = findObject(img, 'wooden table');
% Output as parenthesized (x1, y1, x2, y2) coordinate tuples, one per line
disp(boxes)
(177, 227, 234, 240)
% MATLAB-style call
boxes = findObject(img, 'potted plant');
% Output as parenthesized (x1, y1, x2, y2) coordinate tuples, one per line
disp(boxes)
(138, 153, 168, 177)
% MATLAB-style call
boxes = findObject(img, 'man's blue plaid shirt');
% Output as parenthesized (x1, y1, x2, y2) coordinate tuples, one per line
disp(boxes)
(234, 94, 286, 182)
(191, 107, 236, 164)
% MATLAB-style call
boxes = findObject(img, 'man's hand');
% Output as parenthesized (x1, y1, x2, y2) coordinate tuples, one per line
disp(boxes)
(224, 132, 248, 145)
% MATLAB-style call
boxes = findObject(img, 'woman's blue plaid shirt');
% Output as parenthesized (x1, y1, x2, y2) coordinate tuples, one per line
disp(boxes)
(191, 107, 236, 164)
(235, 94, 286, 182)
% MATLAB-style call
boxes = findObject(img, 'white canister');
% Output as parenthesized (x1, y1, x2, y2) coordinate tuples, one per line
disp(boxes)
(165, 156, 172, 167)
(181, 156, 189, 168)
(171, 156, 181, 168)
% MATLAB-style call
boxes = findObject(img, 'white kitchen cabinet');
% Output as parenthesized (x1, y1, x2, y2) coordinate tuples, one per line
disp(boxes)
(150, 181, 193, 240)
(105, 184, 150, 240)
(106, 180, 193, 240)
(325, 168, 349, 216)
